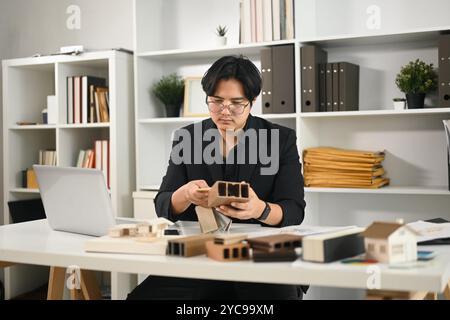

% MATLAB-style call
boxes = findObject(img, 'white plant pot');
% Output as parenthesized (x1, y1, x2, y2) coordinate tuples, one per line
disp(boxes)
(216, 36, 227, 46)
(393, 101, 406, 110)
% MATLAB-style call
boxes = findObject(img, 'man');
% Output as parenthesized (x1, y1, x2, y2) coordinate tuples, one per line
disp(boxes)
(127, 55, 306, 300)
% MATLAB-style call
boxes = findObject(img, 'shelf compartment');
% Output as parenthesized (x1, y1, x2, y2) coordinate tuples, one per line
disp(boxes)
(136, 123, 179, 189)
(7, 130, 56, 192)
(5, 63, 55, 127)
(135, 56, 264, 119)
(58, 127, 109, 168)
(299, 114, 449, 190)
(57, 59, 109, 125)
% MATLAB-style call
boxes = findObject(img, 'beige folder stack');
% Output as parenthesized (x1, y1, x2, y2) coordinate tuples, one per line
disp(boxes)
(303, 147, 389, 188)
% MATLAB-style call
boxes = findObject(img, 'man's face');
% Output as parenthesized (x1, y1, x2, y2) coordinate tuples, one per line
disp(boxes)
(207, 78, 251, 132)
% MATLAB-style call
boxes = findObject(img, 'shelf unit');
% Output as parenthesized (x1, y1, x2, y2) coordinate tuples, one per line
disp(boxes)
(133, 0, 450, 299)
(2, 50, 135, 299)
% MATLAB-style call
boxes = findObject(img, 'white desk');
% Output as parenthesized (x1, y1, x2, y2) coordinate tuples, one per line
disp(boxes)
(1, 219, 450, 299)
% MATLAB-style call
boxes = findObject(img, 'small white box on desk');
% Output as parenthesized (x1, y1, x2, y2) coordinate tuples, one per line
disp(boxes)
(133, 191, 158, 220)
(47, 95, 57, 124)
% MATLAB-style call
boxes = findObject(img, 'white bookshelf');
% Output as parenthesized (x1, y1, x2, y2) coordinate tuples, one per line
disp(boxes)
(2, 50, 135, 299)
(132, 0, 450, 300)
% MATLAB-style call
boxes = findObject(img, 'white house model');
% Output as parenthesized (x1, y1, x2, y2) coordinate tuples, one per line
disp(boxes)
(361, 221, 418, 264)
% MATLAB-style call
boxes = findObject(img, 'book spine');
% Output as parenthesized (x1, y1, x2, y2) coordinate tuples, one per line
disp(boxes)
(262, 0, 273, 42)
(250, 0, 257, 42)
(325, 63, 333, 112)
(285, 0, 294, 39)
(272, 0, 281, 41)
(439, 35, 450, 108)
(444, 120, 450, 190)
(242, 0, 252, 43)
(261, 47, 273, 114)
(332, 62, 339, 112)
(255, 0, 264, 42)
(67, 77, 73, 124)
(272, 44, 295, 113)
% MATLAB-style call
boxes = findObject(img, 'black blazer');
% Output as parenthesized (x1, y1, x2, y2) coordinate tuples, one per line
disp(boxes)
(154, 114, 306, 227)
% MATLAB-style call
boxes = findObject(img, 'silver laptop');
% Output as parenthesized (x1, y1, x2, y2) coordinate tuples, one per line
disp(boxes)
(33, 165, 117, 236)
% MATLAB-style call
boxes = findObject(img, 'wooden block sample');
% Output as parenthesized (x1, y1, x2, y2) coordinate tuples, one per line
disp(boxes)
(206, 240, 250, 262)
(108, 218, 172, 238)
(208, 181, 250, 207)
(167, 234, 215, 257)
(214, 233, 247, 245)
(252, 249, 298, 262)
(302, 228, 364, 263)
(195, 206, 219, 233)
(247, 234, 303, 252)
(195, 206, 232, 233)
(108, 224, 138, 237)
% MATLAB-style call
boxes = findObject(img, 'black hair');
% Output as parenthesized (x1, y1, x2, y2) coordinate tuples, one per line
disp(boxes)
(201, 55, 261, 105)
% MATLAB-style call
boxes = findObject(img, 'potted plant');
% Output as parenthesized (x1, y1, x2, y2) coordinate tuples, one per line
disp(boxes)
(152, 73, 185, 117)
(215, 25, 228, 46)
(392, 98, 406, 110)
(395, 59, 437, 109)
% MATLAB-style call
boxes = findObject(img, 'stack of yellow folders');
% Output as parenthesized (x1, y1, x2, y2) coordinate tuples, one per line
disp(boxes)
(303, 147, 389, 189)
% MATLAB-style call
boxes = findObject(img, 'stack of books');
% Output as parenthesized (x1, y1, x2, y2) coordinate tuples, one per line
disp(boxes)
(239, 0, 294, 43)
(75, 140, 110, 189)
(38, 149, 57, 166)
(303, 147, 390, 189)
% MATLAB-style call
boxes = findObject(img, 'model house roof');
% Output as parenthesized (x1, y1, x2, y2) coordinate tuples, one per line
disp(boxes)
(361, 221, 417, 239)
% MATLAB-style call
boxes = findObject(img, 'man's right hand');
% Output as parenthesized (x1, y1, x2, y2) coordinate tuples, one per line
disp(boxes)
(171, 180, 210, 214)
(182, 180, 210, 207)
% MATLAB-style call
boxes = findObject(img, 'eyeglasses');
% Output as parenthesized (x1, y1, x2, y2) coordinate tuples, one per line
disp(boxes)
(206, 98, 250, 116)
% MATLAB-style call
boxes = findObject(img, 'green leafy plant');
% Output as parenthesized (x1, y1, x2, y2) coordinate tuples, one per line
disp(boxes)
(395, 59, 437, 94)
(152, 73, 185, 107)
(216, 25, 228, 37)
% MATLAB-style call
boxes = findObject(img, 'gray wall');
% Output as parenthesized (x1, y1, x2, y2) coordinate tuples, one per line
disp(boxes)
(0, 0, 134, 224)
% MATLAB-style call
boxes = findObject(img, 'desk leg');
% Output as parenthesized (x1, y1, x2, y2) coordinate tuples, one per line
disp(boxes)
(47, 267, 66, 300)
(70, 288, 84, 300)
(0, 261, 15, 268)
(47, 267, 102, 300)
(80, 270, 102, 300)
(444, 281, 450, 300)
(425, 292, 438, 300)
(366, 290, 429, 300)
